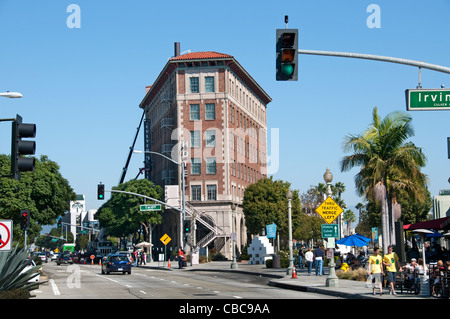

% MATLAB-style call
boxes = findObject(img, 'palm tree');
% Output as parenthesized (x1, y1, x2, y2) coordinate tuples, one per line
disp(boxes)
(343, 209, 356, 236)
(340, 107, 427, 253)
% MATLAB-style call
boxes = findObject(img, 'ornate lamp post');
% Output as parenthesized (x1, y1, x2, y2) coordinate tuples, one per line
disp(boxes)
(323, 168, 339, 287)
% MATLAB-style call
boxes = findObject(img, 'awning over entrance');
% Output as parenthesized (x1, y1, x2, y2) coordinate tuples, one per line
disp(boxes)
(403, 216, 450, 231)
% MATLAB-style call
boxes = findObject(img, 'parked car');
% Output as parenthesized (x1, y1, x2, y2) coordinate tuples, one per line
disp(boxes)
(50, 252, 58, 261)
(20, 260, 41, 282)
(56, 252, 73, 265)
(36, 252, 48, 263)
(101, 254, 131, 275)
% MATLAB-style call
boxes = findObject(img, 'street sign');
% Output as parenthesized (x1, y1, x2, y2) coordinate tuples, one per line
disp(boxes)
(0, 220, 12, 251)
(321, 224, 339, 238)
(406, 88, 450, 111)
(315, 197, 344, 224)
(160, 234, 171, 246)
(140, 204, 162, 212)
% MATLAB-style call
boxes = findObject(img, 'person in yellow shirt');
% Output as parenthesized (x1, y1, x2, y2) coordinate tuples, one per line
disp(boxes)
(368, 246, 383, 295)
(383, 245, 402, 295)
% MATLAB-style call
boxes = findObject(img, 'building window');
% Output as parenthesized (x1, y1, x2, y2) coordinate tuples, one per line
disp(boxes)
(191, 131, 200, 148)
(205, 130, 216, 147)
(191, 158, 201, 174)
(207, 184, 217, 200)
(190, 77, 199, 93)
(205, 103, 215, 120)
(206, 157, 216, 174)
(191, 185, 201, 201)
(190, 104, 200, 120)
(205, 76, 215, 92)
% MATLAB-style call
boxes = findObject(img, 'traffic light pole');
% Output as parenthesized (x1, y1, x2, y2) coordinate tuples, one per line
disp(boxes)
(298, 49, 450, 75)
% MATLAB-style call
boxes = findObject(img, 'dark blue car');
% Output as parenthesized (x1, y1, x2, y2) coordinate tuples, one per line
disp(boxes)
(101, 254, 132, 275)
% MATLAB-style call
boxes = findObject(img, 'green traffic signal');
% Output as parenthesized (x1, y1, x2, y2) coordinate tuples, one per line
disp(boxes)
(281, 64, 294, 76)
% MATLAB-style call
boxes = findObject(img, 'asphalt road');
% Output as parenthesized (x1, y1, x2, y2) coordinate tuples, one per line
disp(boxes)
(34, 262, 337, 300)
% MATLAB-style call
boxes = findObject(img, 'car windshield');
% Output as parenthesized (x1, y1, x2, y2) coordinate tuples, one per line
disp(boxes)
(111, 256, 128, 262)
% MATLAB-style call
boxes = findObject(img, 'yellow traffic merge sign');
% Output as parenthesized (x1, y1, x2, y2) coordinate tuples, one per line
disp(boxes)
(160, 234, 171, 246)
(315, 197, 343, 224)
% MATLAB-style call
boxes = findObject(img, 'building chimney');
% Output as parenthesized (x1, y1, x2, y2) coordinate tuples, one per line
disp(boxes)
(174, 42, 180, 57)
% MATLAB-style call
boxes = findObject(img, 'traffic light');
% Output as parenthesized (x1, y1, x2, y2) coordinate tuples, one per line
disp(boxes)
(97, 184, 105, 200)
(11, 114, 36, 180)
(57, 216, 62, 227)
(276, 28, 299, 81)
(183, 220, 191, 234)
(20, 210, 30, 231)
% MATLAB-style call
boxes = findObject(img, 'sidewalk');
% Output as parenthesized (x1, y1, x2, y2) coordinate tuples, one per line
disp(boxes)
(140, 260, 428, 299)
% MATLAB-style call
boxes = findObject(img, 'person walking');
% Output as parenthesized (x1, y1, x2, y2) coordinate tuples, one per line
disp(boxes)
(383, 245, 402, 295)
(298, 248, 304, 269)
(313, 245, 325, 276)
(177, 249, 183, 269)
(305, 248, 314, 275)
(367, 246, 383, 295)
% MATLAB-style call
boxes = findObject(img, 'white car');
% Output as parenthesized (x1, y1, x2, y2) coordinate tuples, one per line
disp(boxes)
(50, 252, 58, 261)
(20, 260, 41, 283)
(36, 252, 48, 263)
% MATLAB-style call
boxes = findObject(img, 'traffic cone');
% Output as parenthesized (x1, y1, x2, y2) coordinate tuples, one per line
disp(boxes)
(168, 258, 171, 268)
(291, 267, 298, 279)
(99, 259, 101, 266)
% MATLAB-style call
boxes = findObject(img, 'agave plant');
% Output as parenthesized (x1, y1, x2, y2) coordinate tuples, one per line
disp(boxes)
(0, 245, 42, 293)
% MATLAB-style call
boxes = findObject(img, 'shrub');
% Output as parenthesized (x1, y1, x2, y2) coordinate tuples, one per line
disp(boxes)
(0, 245, 41, 298)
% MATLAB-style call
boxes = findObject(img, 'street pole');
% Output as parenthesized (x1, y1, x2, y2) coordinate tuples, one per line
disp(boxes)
(230, 203, 238, 269)
(286, 189, 294, 276)
(324, 168, 339, 287)
(133, 149, 187, 250)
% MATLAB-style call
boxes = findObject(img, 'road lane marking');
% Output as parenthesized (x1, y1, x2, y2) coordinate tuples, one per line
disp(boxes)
(49, 279, 60, 295)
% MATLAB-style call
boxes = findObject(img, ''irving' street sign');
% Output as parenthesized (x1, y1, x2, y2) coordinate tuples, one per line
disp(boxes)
(406, 88, 450, 111)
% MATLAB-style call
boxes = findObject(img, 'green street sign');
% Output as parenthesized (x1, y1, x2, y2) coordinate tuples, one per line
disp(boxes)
(406, 88, 450, 111)
(140, 204, 162, 212)
(321, 224, 339, 238)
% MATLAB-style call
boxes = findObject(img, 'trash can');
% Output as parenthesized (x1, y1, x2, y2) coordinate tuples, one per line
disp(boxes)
(272, 254, 280, 269)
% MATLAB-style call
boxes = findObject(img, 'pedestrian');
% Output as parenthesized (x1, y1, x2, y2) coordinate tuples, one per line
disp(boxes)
(367, 246, 383, 295)
(140, 251, 146, 265)
(177, 249, 183, 269)
(298, 248, 304, 269)
(181, 250, 187, 269)
(383, 245, 402, 295)
(305, 248, 314, 275)
(313, 245, 325, 276)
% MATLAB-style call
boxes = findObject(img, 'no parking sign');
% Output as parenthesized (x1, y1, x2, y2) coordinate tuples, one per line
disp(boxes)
(0, 220, 13, 252)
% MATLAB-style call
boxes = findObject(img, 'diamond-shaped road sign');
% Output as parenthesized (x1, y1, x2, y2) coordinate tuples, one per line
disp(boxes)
(315, 197, 343, 224)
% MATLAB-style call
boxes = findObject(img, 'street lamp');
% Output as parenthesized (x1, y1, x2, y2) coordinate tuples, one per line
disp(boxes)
(134, 149, 186, 249)
(0, 91, 23, 98)
(323, 168, 339, 287)
(286, 189, 294, 276)
(230, 203, 238, 269)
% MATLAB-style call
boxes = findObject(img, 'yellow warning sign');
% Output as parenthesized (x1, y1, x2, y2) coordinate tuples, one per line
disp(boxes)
(315, 197, 343, 224)
(160, 234, 171, 246)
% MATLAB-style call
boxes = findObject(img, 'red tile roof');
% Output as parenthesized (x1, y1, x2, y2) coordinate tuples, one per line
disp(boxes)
(170, 51, 233, 61)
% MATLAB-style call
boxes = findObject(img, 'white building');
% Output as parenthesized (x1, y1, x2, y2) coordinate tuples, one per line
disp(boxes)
(62, 194, 98, 241)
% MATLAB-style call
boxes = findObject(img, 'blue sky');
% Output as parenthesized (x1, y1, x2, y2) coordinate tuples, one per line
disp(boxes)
(1, 1, 449, 222)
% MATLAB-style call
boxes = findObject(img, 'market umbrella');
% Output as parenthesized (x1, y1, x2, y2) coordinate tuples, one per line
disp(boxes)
(336, 235, 368, 247)
(410, 229, 434, 271)
(353, 233, 371, 243)
(135, 242, 153, 248)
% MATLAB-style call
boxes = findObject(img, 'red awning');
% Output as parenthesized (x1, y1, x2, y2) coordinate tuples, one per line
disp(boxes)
(403, 216, 450, 230)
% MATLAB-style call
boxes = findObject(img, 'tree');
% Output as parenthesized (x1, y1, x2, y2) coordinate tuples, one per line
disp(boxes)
(340, 107, 427, 253)
(0, 155, 76, 245)
(95, 179, 164, 245)
(242, 177, 301, 248)
(342, 209, 356, 236)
